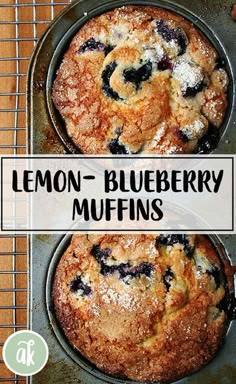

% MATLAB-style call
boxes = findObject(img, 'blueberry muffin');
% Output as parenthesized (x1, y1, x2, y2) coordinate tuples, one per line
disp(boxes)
(53, 6, 229, 154)
(52, 234, 227, 382)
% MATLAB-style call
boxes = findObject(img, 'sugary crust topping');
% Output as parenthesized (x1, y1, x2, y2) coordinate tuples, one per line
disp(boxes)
(53, 6, 229, 155)
(53, 234, 227, 383)
(172, 58, 204, 93)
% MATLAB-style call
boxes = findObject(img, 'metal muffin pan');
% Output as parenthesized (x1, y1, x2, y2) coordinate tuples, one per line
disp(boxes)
(27, 0, 236, 383)
(30, 234, 236, 384)
(27, 0, 236, 155)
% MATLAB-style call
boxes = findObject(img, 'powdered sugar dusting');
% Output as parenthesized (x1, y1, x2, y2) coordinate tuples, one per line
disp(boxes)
(91, 303, 100, 316)
(173, 59, 203, 92)
(100, 284, 137, 310)
(165, 144, 183, 154)
(181, 119, 206, 140)
(150, 122, 166, 147)
(143, 45, 165, 66)
(123, 237, 135, 248)
(110, 24, 130, 45)
(146, 242, 159, 258)
(165, 39, 181, 57)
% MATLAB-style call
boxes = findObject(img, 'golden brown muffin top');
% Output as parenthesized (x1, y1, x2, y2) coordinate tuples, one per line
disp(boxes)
(53, 6, 229, 154)
(53, 234, 227, 382)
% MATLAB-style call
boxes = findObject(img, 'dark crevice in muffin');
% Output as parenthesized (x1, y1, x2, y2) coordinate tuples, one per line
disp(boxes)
(177, 129, 190, 143)
(157, 56, 173, 71)
(108, 137, 129, 154)
(197, 124, 220, 153)
(108, 127, 130, 154)
(206, 266, 222, 289)
(183, 80, 204, 98)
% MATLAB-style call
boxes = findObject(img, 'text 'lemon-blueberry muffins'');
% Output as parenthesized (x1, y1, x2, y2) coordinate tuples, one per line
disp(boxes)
(53, 6, 229, 154)
(52, 234, 227, 383)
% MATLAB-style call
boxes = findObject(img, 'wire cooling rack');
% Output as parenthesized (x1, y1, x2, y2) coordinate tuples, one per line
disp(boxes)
(0, 0, 71, 381)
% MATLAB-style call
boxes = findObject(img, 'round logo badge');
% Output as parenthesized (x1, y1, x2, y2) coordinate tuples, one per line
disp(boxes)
(3, 330, 49, 376)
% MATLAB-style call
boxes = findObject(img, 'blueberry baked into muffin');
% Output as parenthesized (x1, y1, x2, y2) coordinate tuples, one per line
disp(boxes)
(52, 234, 227, 382)
(53, 6, 229, 154)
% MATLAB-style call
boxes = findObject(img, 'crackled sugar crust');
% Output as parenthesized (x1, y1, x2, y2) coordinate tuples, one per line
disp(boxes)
(53, 234, 227, 383)
(53, 6, 229, 154)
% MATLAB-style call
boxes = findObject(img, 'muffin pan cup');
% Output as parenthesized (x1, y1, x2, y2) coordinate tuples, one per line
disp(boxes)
(27, 0, 236, 155)
(29, 233, 236, 384)
(27, 0, 236, 382)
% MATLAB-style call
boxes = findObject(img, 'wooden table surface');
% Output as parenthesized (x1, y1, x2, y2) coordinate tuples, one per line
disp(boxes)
(0, 0, 70, 380)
